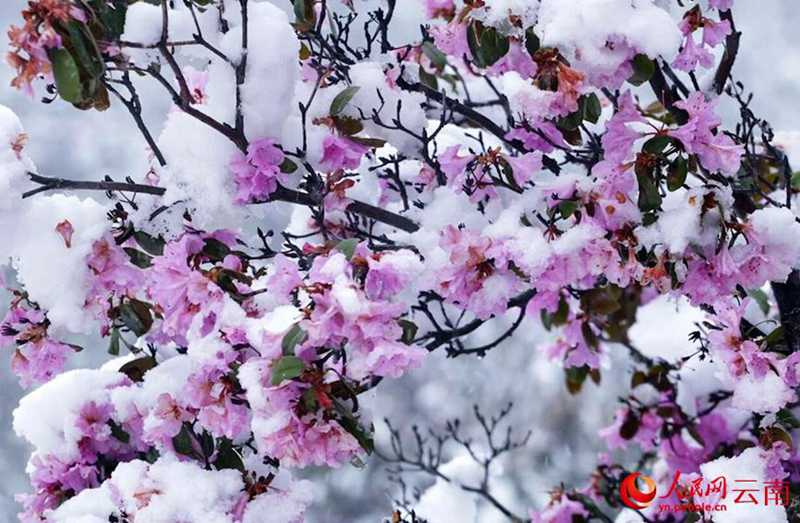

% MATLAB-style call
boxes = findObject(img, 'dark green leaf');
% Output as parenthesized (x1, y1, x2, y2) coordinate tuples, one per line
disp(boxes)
(281, 324, 308, 356)
(747, 288, 770, 315)
(582, 93, 602, 124)
(108, 328, 121, 356)
(336, 238, 359, 260)
(667, 155, 688, 191)
(333, 116, 364, 137)
(280, 158, 298, 173)
(636, 171, 662, 212)
(330, 86, 361, 116)
(524, 28, 540, 57)
(214, 438, 245, 472)
(467, 23, 510, 68)
(108, 420, 130, 443)
(642, 135, 673, 154)
(172, 424, 195, 457)
(202, 238, 231, 262)
(334, 404, 374, 454)
(134, 230, 165, 256)
(565, 366, 589, 395)
(118, 299, 153, 336)
(628, 54, 655, 86)
(271, 356, 305, 385)
(558, 200, 578, 219)
(119, 356, 157, 382)
(421, 42, 448, 69)
(398, 319, 418, 345)
(49, 49, 83, 104)
(124, 247, 152, 269)
(619, 412, 640, 440)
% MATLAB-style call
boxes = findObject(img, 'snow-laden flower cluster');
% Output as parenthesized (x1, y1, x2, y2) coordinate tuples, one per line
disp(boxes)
(3, 0, 800, 521)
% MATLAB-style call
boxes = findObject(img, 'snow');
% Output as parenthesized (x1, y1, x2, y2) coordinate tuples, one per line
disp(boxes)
(537, 0, 682, 70)
(220, 2, 299, 141)
(345, 61, 428, 156)
(10, 194, 109, 333)
(699, 448, 788, 523)
(629, 295, 704, 361)
(121, 2, 163, 47)
(50, 457, 246, 523)
(414, 454, 483, 522)
(728, 372, 796, 414)
(13, 369, 128, 459)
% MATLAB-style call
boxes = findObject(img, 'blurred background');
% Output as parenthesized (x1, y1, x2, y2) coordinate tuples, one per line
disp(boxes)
(0, 1, 799, 521)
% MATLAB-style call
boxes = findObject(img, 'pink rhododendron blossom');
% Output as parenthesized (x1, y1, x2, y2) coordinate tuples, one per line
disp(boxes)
(230, 138, 288, 204)
(320, 134, 369, 171)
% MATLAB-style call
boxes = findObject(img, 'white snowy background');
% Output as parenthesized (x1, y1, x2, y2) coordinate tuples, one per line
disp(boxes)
(0, 1, 799, 521)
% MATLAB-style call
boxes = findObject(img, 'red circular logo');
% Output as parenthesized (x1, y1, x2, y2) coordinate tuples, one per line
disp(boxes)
(620, 472, 657, 509)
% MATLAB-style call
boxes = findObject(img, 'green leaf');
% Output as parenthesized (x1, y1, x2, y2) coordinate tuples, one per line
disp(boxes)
(559, 109, 583, 132)
(636, 171, 662, 212)
(667, 155, 688, 191)
(628, 54, 655, 86)
(172, 424, 195, 457)
(642, 135, 673, 154)
(134, 230, 165, 256)
(109, 420, 130, 443)
(108, 328, 121, 356)
(619, 411, 641, 440)
(330, 86, 361, 116)
(524, 28, 540, 57)
(747, 288, 770, 315)
(271, 356, 305, 385)
(565, 366, 589, 395)
(280, 158, 298, 173)
(124, 247, 152, 269)
(777, 408, 800, 429)
(336, 238, 359, 260)
(293, 0, 316, 31)
(334, 403, 374, 454)
(281, 324, 308, 356)
(119, 356, 157, 382)
(421, 42, 448, 69)
(214, 438, 245, 472)
(202, 238, 231, 262)
(118, 300, 153, 336)
(398, 319, 418, 345)
(333, 116, 364, 136)
(582, 93, 602, 124)
(558, 200, 578, 219)
(49, 49, 83, 104)
(467, 23, 510, 68)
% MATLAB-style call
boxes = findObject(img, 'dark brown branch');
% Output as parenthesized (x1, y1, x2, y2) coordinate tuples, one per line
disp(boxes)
(713, 10, 741, 95)
(772, 270, 800, 354)
(22, 173, 420, 233)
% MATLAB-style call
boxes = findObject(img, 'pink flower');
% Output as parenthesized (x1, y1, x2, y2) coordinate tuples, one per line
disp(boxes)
(248, 378, 363, 468)
(600, 90, 645, 164)
(230, 138, 287, 204)
(670, 92, 743, 175)
(186, 361, 250, 439)
(147, 393, 192, 442)
(183, 66, 209, 104)
(702, 18, 732, 48)
(673, 34, 714, 72)
(424, 0, 455, 18)
(320, 135, 369, 171)
(147, 232, 229, 345)
(505, 151, 542, 185)
(430, 20, 471, 60)
(709, 0, 733, 10)
(529, 496, 589, 523)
